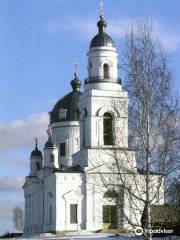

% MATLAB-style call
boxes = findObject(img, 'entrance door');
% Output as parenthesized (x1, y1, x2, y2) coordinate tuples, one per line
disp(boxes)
(103, 205, 117, 229)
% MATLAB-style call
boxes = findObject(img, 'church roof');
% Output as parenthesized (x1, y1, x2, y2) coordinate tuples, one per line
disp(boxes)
(45, 138, 56, 148)
(31, 144, 42, 158)
(90, 15, 115, 48)
(50, 74, 82, 123)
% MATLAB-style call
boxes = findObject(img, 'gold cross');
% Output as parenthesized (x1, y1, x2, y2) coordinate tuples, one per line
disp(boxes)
(99, 0, 104, 17)
(73, 60, 79, 74)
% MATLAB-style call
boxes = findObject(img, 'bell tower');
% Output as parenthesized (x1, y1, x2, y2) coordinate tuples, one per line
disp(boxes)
(78, 12, 129, 150)
(86, 15, 119, 87)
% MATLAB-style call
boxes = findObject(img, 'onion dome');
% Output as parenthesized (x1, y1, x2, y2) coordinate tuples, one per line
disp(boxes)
(45, 138, 55, 148)
(50, 74, 82, 123)
(71, 72, 82, 91)
(45, 127, 56, 148)
(90, 15, 115, 48)
(31, 139, 42, 157)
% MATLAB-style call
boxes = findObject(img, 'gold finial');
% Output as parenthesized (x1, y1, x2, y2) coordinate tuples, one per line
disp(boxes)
(73, 60, 79, 75)
(99, 0, 104, 17)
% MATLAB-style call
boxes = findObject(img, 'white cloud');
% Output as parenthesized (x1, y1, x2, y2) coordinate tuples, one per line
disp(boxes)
(48, 17, 97, 38)
(0, 177, 24, 192)
(152, 21, 180, 52)
(109, 19, 180, 52)
(0, 112, 49, 153)
(0, 114, 47, 233)
(47, 16, 180, 52)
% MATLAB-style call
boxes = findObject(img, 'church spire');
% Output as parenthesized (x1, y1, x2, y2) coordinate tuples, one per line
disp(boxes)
(35, 137, 38, 149)
(30, 137, 42, 157)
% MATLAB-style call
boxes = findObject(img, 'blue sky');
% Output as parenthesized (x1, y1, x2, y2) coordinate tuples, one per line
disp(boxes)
(0, 0, 180, 234)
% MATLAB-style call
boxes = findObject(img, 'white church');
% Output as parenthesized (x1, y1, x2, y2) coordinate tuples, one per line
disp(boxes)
(23, 9, 164, 235)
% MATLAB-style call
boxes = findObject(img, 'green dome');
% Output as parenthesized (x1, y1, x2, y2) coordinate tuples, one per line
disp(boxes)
(50, 75, 82, 123)
(90, 33, 115, 48)
(45, 138, 56, 148)
(90, 15, 115, 48)
(31, 146, 42, 158)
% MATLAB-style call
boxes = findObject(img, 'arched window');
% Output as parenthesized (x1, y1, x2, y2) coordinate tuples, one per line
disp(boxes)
(84, 108, 88, 117)
(35, 162, 40, 171)
(103, 63, 109, 78)
(89, 62, 92, 76)
(50, 153, 55, 163)
(103, 113, 113, 145)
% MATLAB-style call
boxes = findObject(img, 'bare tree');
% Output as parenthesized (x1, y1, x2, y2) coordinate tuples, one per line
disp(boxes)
(123, 21, 179, 238)
(86, 22, 180, 240)
(12, 206, 23, 231)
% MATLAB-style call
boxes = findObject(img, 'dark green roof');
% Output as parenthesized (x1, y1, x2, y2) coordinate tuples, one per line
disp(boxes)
(31, 147, 42, 158)
(50, 75, 82, 123)
(50, 90, 82, 123)
(90, 33, 115, 48)
(45, 138, 56, 148)
(90, 15, 115, 48)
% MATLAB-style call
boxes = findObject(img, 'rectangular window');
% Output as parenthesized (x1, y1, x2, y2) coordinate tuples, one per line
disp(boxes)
(103, 205, 117, 224)
(70, 204, 78, 224)
(60, 143, 66, 156)
(59, 108, 67, 119)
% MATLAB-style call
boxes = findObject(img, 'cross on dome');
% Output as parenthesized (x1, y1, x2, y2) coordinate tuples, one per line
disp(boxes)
(71, 60, 82, 92)
(73, 60, 79, 75)
(99, 0, 104, 17)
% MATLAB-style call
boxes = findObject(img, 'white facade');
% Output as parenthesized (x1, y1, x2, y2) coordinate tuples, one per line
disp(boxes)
(23, 14, 164, 236)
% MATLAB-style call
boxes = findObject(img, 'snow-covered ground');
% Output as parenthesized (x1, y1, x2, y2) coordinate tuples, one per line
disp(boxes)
(19, 234, 180, 240)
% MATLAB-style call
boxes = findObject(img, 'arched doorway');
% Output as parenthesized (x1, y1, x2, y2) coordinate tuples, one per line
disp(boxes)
(103, 190, 118, 229)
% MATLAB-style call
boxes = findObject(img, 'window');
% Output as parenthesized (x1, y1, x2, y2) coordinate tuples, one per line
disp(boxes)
(103, 63, 109, 78)
(70, 204, 78, 224)
(59, 108, 67, 119)
(50, 154, 55, 163)
(103, 205, 117, 226)
(103, 113, 113, 145)
(84, 108, 88, 117)
(35, 162, 40, 171)
(60, 143, 66, 156)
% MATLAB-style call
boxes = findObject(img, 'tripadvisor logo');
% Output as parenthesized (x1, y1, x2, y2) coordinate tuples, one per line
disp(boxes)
(134, 227, 173, 236)
(134, 227, 143, 236)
